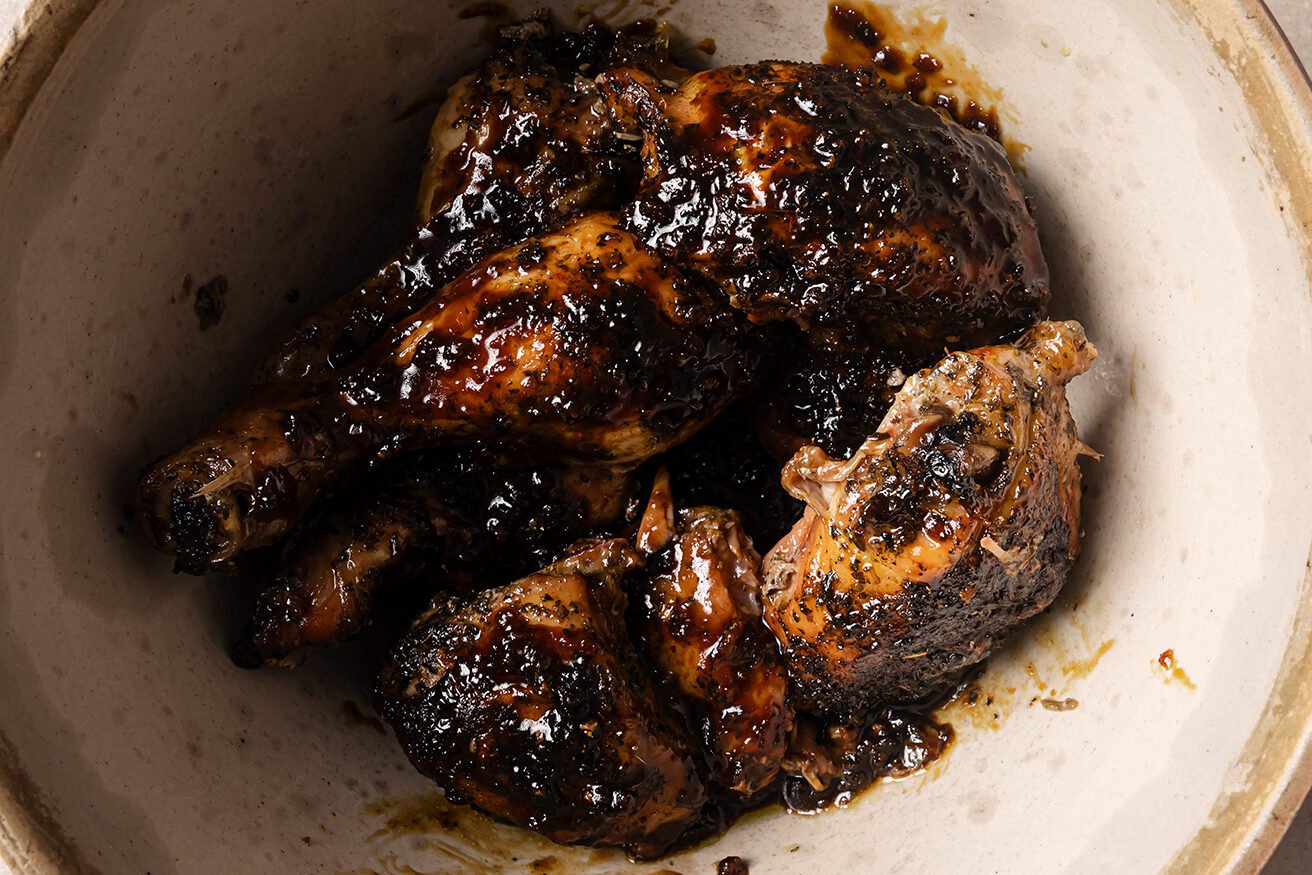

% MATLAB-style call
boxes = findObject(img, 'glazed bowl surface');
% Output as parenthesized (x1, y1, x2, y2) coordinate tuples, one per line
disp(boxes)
(2, 1, 1312, 873)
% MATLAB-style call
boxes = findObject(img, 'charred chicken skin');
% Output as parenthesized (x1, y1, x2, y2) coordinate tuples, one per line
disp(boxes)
(763, 321, 1096, 711)
(633, 472, 792, 797)
(138, 213, 760, 571)
(601, 61, 1048, 351)
(234, 452, 634, 667)
(263, 16, 682, 383)
(376, 539, 708, 860)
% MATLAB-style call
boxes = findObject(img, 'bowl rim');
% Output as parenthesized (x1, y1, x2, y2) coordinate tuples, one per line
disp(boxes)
(0, 0, 1310, 872)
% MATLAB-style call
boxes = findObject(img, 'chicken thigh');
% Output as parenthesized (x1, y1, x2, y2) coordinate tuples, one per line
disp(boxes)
(138, 213, 760, 571)
(602, 61, 1048, 351)
(762, 321, 1096, 710)
(376, 539, 707, 859)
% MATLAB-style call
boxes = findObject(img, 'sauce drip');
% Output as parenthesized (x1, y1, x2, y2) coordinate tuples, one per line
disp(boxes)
(780, 704, 953, 814)
(823, 1, 1010, 147)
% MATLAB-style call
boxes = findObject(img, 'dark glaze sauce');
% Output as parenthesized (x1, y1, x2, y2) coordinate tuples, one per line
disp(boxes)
(657, 397, 804, 549)
(824, 1, 1003, 142)
(781, 707, 952, 813)
(261, 17, 676, 384)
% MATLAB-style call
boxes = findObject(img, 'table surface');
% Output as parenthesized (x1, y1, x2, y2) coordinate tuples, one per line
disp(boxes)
(1254, 3, 1312, 864)
(0, 1, 1310, 873)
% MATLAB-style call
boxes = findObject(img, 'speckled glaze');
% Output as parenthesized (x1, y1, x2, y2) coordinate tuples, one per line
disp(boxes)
(1, 1, 1311, 873)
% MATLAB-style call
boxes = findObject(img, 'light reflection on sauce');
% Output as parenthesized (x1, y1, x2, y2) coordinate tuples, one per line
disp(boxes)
(822, 1, 1028, 165)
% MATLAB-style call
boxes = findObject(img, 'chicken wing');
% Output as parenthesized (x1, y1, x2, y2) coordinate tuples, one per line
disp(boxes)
(138, 213, 761, 571)
(601, 62, 1048, 351)
(632, 472, 791, 797)
(762, 321, 1096, 710)
(376, 539, 707, 859)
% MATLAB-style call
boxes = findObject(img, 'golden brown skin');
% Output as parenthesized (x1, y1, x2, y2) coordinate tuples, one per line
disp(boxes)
(601, 62, 1048, 352)
(138, 213, 760, 571)
(263, 17, 681, 383)
(234, 452, 635, 667)
(762, 321, 1097, 711)
(632, 472, 791, 797)
(376, 539, 708, 859)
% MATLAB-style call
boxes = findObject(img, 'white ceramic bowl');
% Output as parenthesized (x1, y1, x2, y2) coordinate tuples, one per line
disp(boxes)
(3, 1, 1312, 872)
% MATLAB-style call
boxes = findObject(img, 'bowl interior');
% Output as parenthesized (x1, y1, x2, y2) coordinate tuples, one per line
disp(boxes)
(2, 0, 1311, 873)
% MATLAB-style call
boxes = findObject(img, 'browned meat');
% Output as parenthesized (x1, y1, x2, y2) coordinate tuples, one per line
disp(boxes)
(762, 321, 1096, 710)
(376, 539, 708, 859)
(757, 327, 925, 461)
(138, 213, 761, 571)
(262, 16, 682, 383)
(632, 472, 791, 797)
(233, 452, 635, 667)
(601, 61, 1048, 352)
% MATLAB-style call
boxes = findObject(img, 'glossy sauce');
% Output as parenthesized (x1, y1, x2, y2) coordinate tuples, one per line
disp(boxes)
(780, 706, 953, 813)
(824, 1, 1021, 157)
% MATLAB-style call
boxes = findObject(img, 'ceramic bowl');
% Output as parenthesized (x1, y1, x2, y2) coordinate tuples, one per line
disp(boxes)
(3, 0, 1312, 872)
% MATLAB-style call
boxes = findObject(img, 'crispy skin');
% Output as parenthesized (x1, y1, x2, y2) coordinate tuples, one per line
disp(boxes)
(602, 62, 1048, 351)
(762, 321, 1096, 710)
(263, 17, 680, 383)
(138, 214, 760, 571)
(415, 16, 682, 226)
(633, 473, 791, 796)
(376, 540, 707, 859)
(235, 452, 634, 667)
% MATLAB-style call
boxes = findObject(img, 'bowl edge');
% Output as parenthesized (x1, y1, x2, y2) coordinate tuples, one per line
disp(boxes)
(0, 1, 1311, 873)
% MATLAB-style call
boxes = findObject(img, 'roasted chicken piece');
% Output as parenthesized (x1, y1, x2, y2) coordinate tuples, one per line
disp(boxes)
(757, 327, 925, 461)
(233, 451, 635, 667)
(376, 539, 708, 859)
(601, 61, 1048, 351)
(415, 15, 684, 226)
(138, 213, 760, 572)
(263, 16, 682, 382)
(763, 321, 1096, 710)
(632, 472, 791, 797)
